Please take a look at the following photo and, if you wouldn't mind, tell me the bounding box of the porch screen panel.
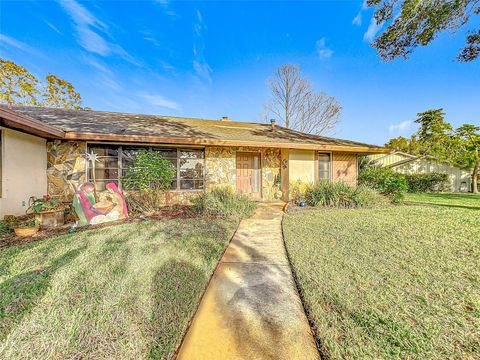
[152,148,178,189]
[318,153,331,181]
[87,145,119,190]
[87,145,204,190]
[179,149,204,190]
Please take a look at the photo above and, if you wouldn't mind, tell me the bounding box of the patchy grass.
[283,205,480,359]
[0,218,236,359]
[405,192,480,210]
[0,221,11,238]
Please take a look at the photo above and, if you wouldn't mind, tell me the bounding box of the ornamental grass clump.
[302,181,389,208]
[190,187,257,219]
[306,181,355,207]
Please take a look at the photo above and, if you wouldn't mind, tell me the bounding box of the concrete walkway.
[176,203,320,360]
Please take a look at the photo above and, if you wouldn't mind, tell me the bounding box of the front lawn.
[405,192,480,209]
[283,205,480,359]
[0,218,236,359]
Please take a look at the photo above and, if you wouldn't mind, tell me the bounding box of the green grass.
[405,192,480,210]
[284,205,480,359]
[0,221,10,238]
[0,218,236,359]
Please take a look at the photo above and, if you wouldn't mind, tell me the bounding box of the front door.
[236,152,261,197]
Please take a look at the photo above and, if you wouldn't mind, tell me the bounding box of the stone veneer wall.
[205,146,282,200]
[46,140,204,205]
[46,141,283,203]
[332,152,358,185]
[47,140,87,201]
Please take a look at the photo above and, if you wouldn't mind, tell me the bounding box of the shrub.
[351,184,391,208]
[121,150,176,211]
[306,181,355,208]
[289,180,311,204]
[304,181,389,208]
[190,187,257,219]
[404,172,450,193]
[358,167,408,202]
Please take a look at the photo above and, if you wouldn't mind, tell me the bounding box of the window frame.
[86,143,205,191]
[315,151,332,183]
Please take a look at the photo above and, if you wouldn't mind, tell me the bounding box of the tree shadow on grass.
[146,219,234,263]
[148,259,206,360]
[0,246,86,341]
[420,193,479,201]
[405,201,480,211]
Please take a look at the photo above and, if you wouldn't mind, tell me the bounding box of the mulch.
[0,207,195,250]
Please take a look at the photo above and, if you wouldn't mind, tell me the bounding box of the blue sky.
[1,0,479,145]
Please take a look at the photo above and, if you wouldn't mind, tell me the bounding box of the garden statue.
[73,182,128,226]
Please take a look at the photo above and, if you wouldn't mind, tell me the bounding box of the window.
[317,152,331,181]
[179,150,204,190]
[87,144,204,191]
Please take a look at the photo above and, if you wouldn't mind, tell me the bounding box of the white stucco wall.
[289,149,315,184]
[0,127,48,218]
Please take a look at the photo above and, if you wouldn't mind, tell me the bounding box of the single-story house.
[368,151,472,192]
[0,106,387,218]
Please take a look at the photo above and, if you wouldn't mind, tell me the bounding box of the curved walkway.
[176,203,320,360]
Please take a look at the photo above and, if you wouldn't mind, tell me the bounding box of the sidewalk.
[176,203,320,360]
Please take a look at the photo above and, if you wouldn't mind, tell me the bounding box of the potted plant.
[28,195,66,228]
[13,218,40,237]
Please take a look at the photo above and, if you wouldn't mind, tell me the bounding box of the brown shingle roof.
[2,106,386,153]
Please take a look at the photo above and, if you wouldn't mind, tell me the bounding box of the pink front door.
[236,152,260,197]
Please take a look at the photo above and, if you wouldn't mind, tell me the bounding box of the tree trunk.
[472,161,479,193]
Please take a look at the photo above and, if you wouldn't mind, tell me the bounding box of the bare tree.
[265,64,341,135]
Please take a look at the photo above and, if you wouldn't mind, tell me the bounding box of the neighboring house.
[368,151,472,192]
[0,106,387,217]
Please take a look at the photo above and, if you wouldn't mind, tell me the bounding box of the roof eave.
[65,131,389,153]
[0,107,388,153]
[0,107,65,138]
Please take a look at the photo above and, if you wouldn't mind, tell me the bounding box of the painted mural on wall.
[73,182,128,226]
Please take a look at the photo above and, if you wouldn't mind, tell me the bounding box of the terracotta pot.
[35,208,65,229]
[14,225,40,237]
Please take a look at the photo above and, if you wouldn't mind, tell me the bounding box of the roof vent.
[270,118,276,130]
[220,116,231,121]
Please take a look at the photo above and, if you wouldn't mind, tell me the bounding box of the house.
[0,106,387,218]
[368,151,472,192]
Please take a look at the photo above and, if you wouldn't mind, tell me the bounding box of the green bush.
[289,181,311,204]
[358,167,408,202]
[190,187,257,219]
[306,181,355,208]
[351,184,391,208]
[121,150,176,211]
[303,181,389,208]
[404,172,450,193]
